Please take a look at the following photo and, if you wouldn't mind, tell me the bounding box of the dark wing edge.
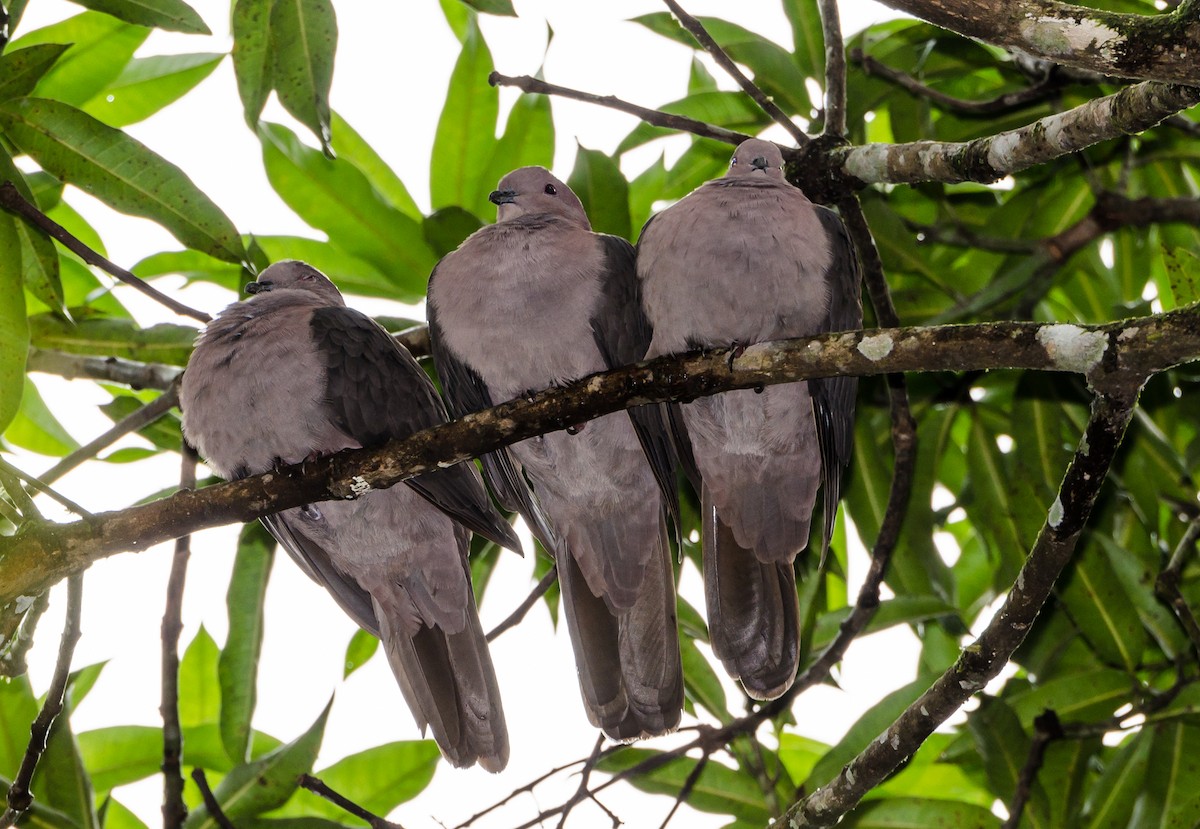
[811,207,864,553]
[426,289,560,553]
[592,234,682,538]
[309,306,521,554]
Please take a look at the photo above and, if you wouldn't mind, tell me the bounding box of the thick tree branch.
[783,387,1141,826]
[876,0,1200,85]
[0,182,211,323]
[662,0,810,146]
[1,310,1198,610]
[488,72,752,146]
[838,81,1200,185]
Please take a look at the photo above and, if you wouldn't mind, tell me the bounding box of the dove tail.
[377,593,510,772]
[702,484,800,701]
[557,516,683,741]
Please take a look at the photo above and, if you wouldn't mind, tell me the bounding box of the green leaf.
[423,207,482,258]
[812,596,957,652]
[480,91,555,200]
[34,706,99,829]
[329,112,421,220]
[183,701,331,829]
[66,661,107,709]
[1008,666,1131,725]
[964,412,1034,588]
[1137,721,1200,828]
[4,377,78,455]
[132,248,245,293]
[270,0,337,153]
[29,313,198,365]
[778,733,830,786]
[220,524,276,764]
[1039,736,1099,829]
[231,0,273,128]
[182,723,282,773]
[784,0,825,83]
[0,148,64,316]
[457,0,515,15]
[179,626,221,728]
[78,725,162,795]
[342,628,378,678]
[258,123,435,298]
[680,634,728,722]
[0,675,38,779]
[616,91,766,155]
[0,775,86,829]
[67,0,209,34]
[0,44,71,101]
[598,747,772,823]
[0,98,246,263]
[430,17,498,214]
[1058,542,1147,672]
[251,236,413,301]
[1082,733,1149,827]
[81,52,224,128]
[277,741,439,820]
[967,697,1050,829]
[9,13,148,108]
[841,798,1001,828]
[567,145,630,239]
[0,216,30,435]
[99,798,150,829]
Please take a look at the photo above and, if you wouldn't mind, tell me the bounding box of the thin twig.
[39,384,180,486]
[161,444,196,829]
[489,72,750,147]
[0,573,84,828]
[451,756,592,829]
[658,755,708,829]
[26,349,182,391]
[190,768,236,829]
[0,458,92,518]
[554,734,607,829]
[818,0,846,137]
[0,592,49,677]
[0,182,211,323]
[486,565,557,642]
[299,774,406,829]
[852,49,1063,116]
[0,463,40,521]
[1001,710,1062,829]
[1156,516,1200,655]
[663,0,809,146]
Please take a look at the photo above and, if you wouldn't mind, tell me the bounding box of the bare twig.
[819,0,846,136]
[0,591,49,677]
[554,735,608,829]
[1156,516,1200,655]
[0,573,84,828]
[161,445,196,829]
[452,756,592,829]
[658,755,708,829]
[395,325,431,360]
[1001,710,1063,829]
[26,348,182,391]
[486,565,557,642]
[190,768,236,829]
[0,182,211,323]
[0,457,92,519]
[299,774,406,829]
[663,0,809,147]
[489,72,750,147]
[39,384,180,487]
[852,48,1064,116]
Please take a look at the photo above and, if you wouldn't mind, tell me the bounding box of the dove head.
[488,167,590,228]
[727,139,785,181]
[245,260,346,306]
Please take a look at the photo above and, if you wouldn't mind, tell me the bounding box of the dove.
[180,260,518,770]
[635,139,861,700]
[427,167,684,740]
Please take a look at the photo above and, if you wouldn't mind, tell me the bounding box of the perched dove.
[180,260,519,771]
[636,139,861,700]
[427,167,684,740]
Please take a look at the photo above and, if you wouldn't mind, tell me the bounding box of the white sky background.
[10,1,938,827]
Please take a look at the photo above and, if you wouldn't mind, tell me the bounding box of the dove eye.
[544,184,557,195]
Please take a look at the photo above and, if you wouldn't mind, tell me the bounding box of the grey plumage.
[428,167,684,740]
[636,139,862,700]
[180,260,516,771]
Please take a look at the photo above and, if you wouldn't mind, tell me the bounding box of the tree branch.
[488,72,751,146]
[0,573,83,828]
[0,182,211,324]
[26,348,181,391]
[1,310,1198,610]
[1155,516,1200,656]
[298,774,405,829]
[819,0,847,137]
[874,0,1200,85]
[486,565,557,642]
[1001,711,1063,829]
[662,0,810,146]
[160,445,195,829]
[190,769,236,829]
[783,387,1142,826]
[839,81,1200,185]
